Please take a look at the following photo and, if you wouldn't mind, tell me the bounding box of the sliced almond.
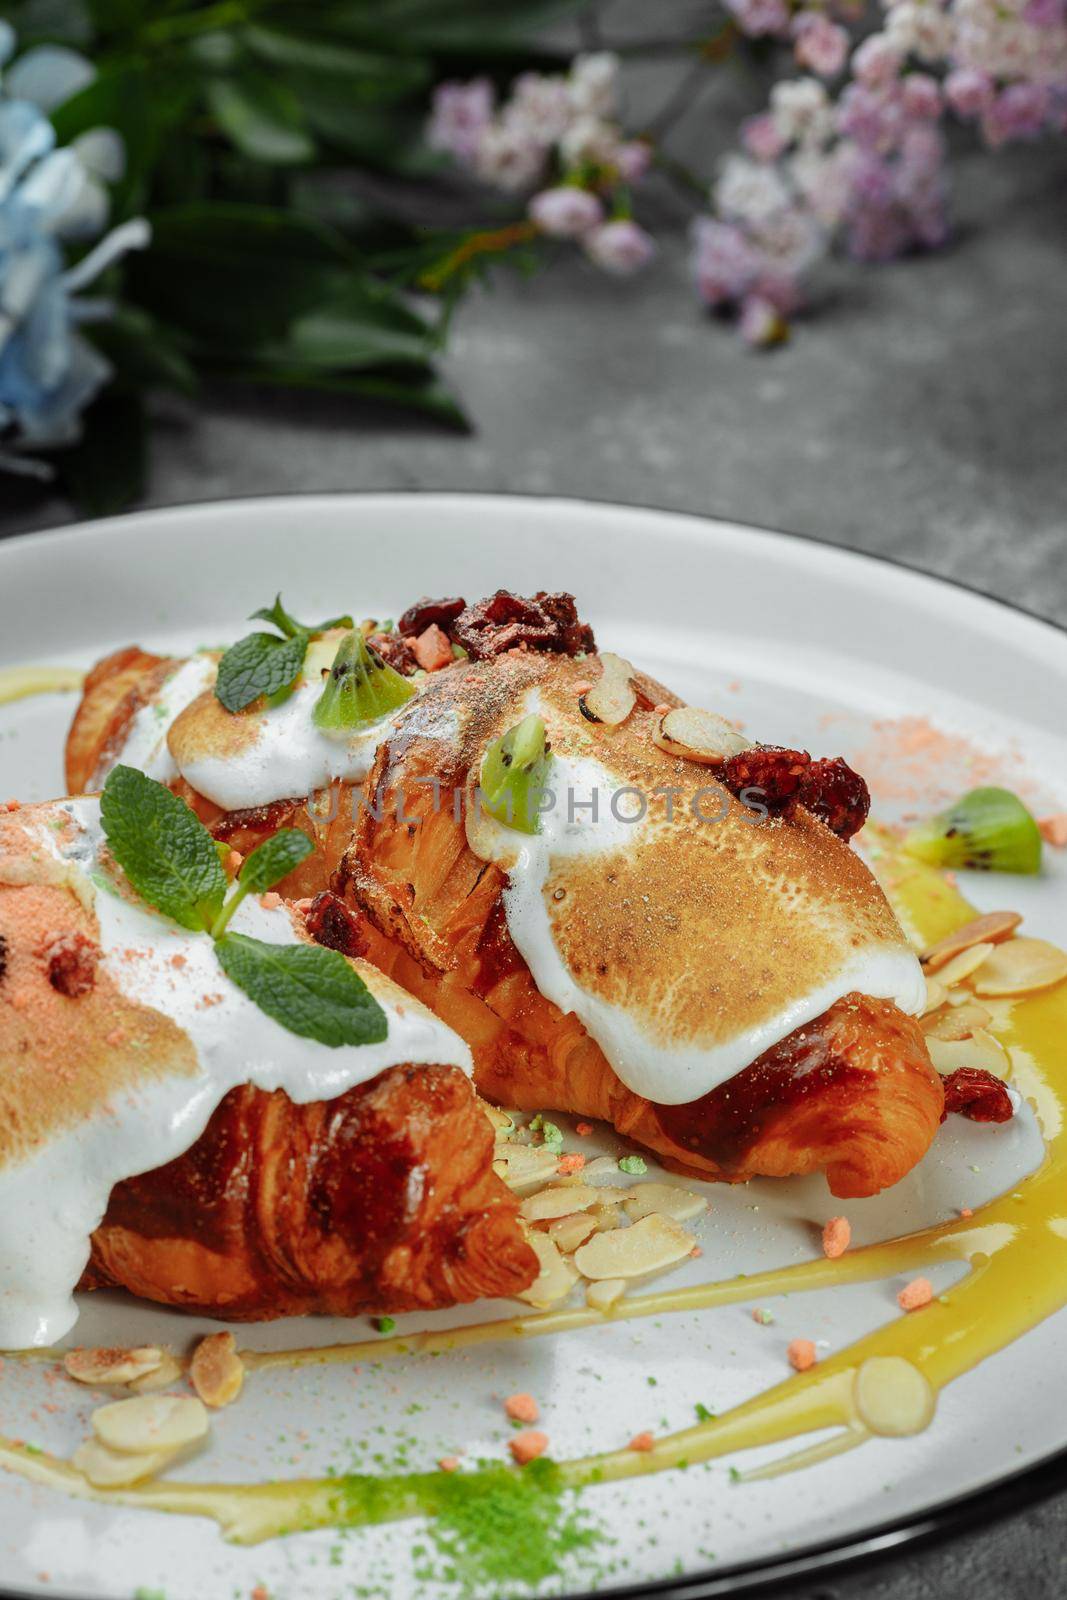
[853,1356,935,1437]
[547,1214,598,1253]
[653,706,751,766]
[517,1232,579,1310]
[932,943,996,989]
[64,1346,165,1388]
[922,999,993,1042]
[73,1437,177,1489]
[190,1332,245,1409]
[573,1214,694,1281]
[972,937,1067,998]
[586,1277,626,1311]
[592,1200,624,1232]
[92,1394,209,1455]
[622,1183,708,1223]
[582,1156,625,1183]
[480,1099,516,1135]
[927,1028,1011,1078]
[520,1184,598,1223]
[921,977,948,1016]
[579,653,637,728]
[493,1144,560,1192]
[127,1353,184,1394]
[921,912,1023,972]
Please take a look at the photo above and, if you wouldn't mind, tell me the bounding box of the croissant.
[334,643,943,1200]
[0,796,534,1343]
[85,1067,534,1320]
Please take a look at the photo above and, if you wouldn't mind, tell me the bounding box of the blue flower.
[0,36,149,478]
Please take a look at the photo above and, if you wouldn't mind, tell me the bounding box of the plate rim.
[1,487,1064,1599]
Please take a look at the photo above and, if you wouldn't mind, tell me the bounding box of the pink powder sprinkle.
[504,1392,539,1424]
[575,1122,595,1137]
[1039,814,1067,848]
[557,1153,586,1175]
[260,892,283,910]
[509,1430,548,1465]
[822,1216,851,1258]
[438,1456,461,1473]
[959,1207,974,1218]
[898,1276,934,1312]
[628,1431,655,1452]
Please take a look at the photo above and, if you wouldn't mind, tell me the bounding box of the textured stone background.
[1,11,1066,1596]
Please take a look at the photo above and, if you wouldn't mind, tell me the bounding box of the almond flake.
[972,937,1067,998]
[573,1214,694,1281]
[586,1278,626,1311]
[853,1356,935,1437]
[493,1144,560,1192]
[579,653,637,728]
[652,706,751,765]
[547,1214,598,1253]
[933,943,996,988]
[64,1346,164,1388]
[517,1232,579,1309]
[92,1394,209,1455]
[127,1353,184,1394]
[520,1184,598,1223]
[927,1028,1011,1078]
[921,912,1023,972]
[190,1332,245,1409]
[73,1437,177,1489]
[921,999,993,1042]
[921,977,948,1016]
[622,1183,708,1223]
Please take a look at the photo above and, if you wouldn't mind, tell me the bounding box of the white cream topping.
[103,654,218,787]
[469,753,926,1109]
[172,676,394,812]
[0,798,472,1348]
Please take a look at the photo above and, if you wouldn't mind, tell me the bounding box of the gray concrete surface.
[1,45,1066,1600]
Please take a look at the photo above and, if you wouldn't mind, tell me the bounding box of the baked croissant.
[84,1067,534,1320]
[333,637,943,1200]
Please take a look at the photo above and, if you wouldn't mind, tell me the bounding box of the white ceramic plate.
[1,494,1066,1600]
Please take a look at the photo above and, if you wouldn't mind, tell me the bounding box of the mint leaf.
[249,594,353,639]
[238,829,314,894]
[215,630,309,713]
[101,766,227,932]
[216,933,388,1047]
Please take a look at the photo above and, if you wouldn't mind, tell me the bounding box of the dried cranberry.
[799,756,871,840]
[452,590,594,660]
[397,596,466,638]
[721,746,811,816]
[305,892,367,959]
[42,931,99,997]
[940,1066,1014,1124]
[367,632,417,676]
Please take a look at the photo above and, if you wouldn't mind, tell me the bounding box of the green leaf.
[214,630,309,714]
[216,933,388,1048]
[238,830,315,895]
[244,24,428,94]
[54,390,146,518]
[87,304,197,397]
[100,766,228,932]
[205,73,316,166]
[249,595,353,638]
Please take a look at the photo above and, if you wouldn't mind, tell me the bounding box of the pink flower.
[836,83,904,149]
[944,68,995,119]
[1023,0,1065,26]
[509,73,575,143]
[528,185,604,237]
[691,218,758,304]
[583,219,657,274]
[739,294,789,346]
[794,14,851,78]
[615,140,653,182]
[742,113,788,161]
[851,34,903,88]
[726,0,791,36]
[982,83,1050,147]
[427,80,495,163]
[474,122,548,191]
[902,74,943,120]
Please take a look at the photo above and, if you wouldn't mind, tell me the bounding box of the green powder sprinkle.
[374,1316,397,1335]
[694,1402,715,1422]
[428,1460,601,1593]
[618,1155,647,1175]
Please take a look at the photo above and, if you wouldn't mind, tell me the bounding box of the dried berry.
[397,596,466,637]
[452,590,595,660]
[366,632,417,676]
[41,931,99,997]
[799,756,871,840]
[721,745,810,815]
[305,892,367,959]
[940,1066,1014,1124]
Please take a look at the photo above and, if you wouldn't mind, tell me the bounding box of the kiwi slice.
[312,629,415,734]
[903,786,1042,874]
[479,714,552,835]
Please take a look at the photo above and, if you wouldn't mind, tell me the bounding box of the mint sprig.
[216,934,388,1048]
[99,769,385,1048]
[100,765,227,932]
[215,594,354,714]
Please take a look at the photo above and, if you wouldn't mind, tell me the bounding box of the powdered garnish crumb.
[628,1432,655,1452]
[898,1277,934,1312]
[787,1339,817,1372]
[509,1430,548,1465]
[822,1217,851,1259]
[1039,814,1067,848]
[504,1393,539,1425]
